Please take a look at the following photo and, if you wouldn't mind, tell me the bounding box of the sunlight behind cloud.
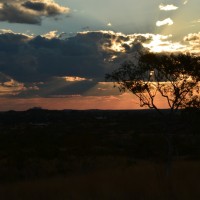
[143,34,185,53]
[64,76,92,82]
[0,79,26,96]
[42,30,59,39]
[109,40,125,52]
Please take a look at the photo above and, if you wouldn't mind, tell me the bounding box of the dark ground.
[0,108,199,199]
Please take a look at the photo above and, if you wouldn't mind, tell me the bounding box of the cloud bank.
[184,32,200,54]
[0,29,198,98]
[0,30,150,83]
[0,0,69,24]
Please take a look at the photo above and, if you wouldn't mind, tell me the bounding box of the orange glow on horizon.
[0,93,169,111]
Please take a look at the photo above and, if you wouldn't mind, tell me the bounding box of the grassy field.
[0,109,199,199]
[1,160,200,200]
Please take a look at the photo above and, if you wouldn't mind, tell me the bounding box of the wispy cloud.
[156,18,174,27]
[159,4,178,11]
[191,19,200,24]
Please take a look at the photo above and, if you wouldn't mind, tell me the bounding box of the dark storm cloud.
[22,1,67,16]
[0,30,149,82]
[1,29,198,98]
[0,30,151,97]
[22,1,46,12]
[0,0,69,24]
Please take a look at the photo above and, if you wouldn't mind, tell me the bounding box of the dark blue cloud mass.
[0,30,151,97]
[1,29,197,98]
[0,30,149,83]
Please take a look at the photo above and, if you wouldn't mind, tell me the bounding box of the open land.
[0,109,199,200]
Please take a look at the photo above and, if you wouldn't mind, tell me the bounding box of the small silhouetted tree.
[106,53,200,114]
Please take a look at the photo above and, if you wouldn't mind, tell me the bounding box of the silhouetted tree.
[106,53,200,114]
[106,52,200,177]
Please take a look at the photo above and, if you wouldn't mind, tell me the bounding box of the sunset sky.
[0,0,199,110]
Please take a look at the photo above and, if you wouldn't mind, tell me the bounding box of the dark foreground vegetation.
[0,108,200,200]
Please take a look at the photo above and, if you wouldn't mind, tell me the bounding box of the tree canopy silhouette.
[106,53,200,113]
